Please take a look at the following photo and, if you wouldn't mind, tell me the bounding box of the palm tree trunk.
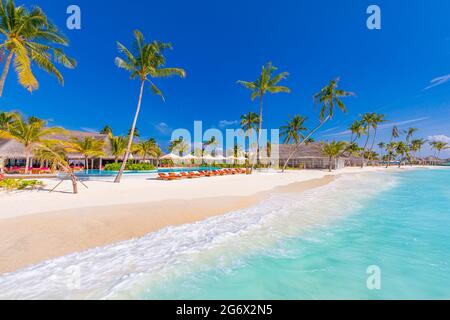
[361,129,371,168]
[25,153,30,174]
[114,80,145,183]
[70,173,78,194]
[256,95,263,167]
[282,116,330,172]
[85,156,89,170]
[0,51,14,98]
[329,156,333,172]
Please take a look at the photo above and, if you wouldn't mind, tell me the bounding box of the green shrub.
[0,179,44,191]
[103,162,156,171]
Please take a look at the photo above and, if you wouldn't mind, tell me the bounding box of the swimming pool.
[74,167,219,177]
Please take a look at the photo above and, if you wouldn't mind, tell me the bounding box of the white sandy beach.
[0,166,430,274]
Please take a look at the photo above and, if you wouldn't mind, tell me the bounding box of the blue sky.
[1,0,449,156]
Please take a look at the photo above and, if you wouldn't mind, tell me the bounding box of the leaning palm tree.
[390,125,400,142]
[238,62,290,165]
[385,142,396,168]
[168,137,184,154]
[0,114,64,173]
[0,0,76,97]
[114,30,186,183]
[322,140,347,172]
[70,136,106,170]
[282,78,354,171]
[33,140,80,194]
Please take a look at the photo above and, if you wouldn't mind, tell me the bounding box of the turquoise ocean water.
[139,168,450,299]
[1,168,449,299]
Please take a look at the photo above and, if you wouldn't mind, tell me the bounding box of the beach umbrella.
[181,154,198,160]
[202,154,215,161]
[161,153,181,160]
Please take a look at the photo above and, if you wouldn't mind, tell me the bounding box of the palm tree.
[128,127,140,138]
[429,141,448,161]
[100,125,113,136]
[0,0,76,97]
[405,127,418,143]
[0,114,64,173]
[394,141,410,167]
[70,136,105,170]
[280,115,308,144]
[369,113,386,151]
[133,138,157,162]
[33,140,79,194]
[114,30,186,183]
[360,112,375,167]
[240,112,259,134]
[168,137,184,154]
[410,138,425,165]
[110,135,127,163]
[322,140,347,172]
[391,125,400,142]
[349,119,365,143]
[0,111,14,130]
[282,78,354,171]
[385,142,396,168]
[237,62,290,165]
[378,142,386,159]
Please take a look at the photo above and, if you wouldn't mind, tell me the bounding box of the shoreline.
[0,166,435,274]
[0,173,334,274]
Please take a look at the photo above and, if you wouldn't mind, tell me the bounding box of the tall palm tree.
[237,62,290,165]
[110,135,127,163]
[0,114,64,173]
[369,113,386,151]
[99,125,113,136]
[322,140,347,172]
[378,142,386,160]
[0,0,76,97]
[70,136,106,170]
[280,115,308,144]
[282,78,354,171]
[114,30,186,183]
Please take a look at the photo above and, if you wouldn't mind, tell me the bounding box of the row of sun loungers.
[158,168,248,181]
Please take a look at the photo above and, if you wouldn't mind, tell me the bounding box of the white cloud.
[424,74,450,90]
[154,122,171,135]
[218,120,239,128]
[427,135,450,143]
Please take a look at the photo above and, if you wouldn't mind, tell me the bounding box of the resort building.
[0,130,138,171]
[278,143,346,170]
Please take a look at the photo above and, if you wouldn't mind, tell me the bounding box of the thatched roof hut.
[277,143,345,169]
